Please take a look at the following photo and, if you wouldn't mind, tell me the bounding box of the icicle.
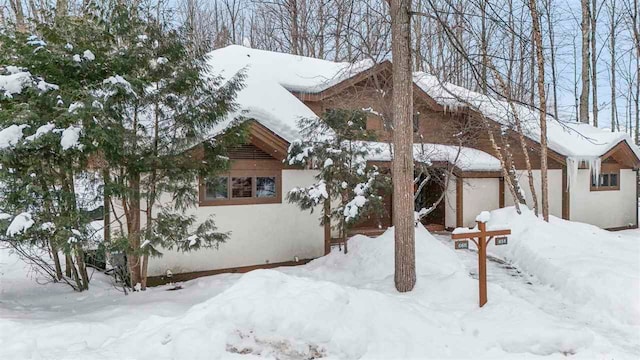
[566,157,578,191]
[566,156,602,190]
[589,157,602,186]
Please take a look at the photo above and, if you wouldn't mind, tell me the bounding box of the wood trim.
[248,121,290,161]
[455,170,503,178]
[451,229,511,240]
[292,61,393,102]
[498,177,505,208]
[146,258,314,287]
[371,159,501,179]
[199,169,282,206]
[600,140,640,169]
[324,198,331,255]
[230,159,284,170]
[465,111,567,166]
[605,224,639,231]
[562,166,570,220]
[293,61,444,112]
[456,177,463,228]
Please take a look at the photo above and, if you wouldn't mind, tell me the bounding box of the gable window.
[232,177,253,198]
[590,167,620,191]
[256,176,277,198]
[200,170,281,206]
[205,177,229,199]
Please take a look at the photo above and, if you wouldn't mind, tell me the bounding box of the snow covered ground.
[1,207,638,359]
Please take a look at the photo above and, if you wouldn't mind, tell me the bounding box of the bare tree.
[608,0,619,131]
[56,0,68,20]
[529,0,550,221]
[591,0,599,126]
[8,0,25,32]
[579,0,591,123]
[543,0,559,118]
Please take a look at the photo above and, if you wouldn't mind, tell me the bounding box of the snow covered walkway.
[433,232,640,356]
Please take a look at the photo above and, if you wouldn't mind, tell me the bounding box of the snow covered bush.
[0,20,111,291]
[0,4,246,292]
[287,110,389,245]
[89,4,246,290]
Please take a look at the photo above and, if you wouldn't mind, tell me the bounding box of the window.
[200,171,281,205]
[232,177,253,198]
[590,168,620,191]
[256,176,277,198]
[204,177,228,200]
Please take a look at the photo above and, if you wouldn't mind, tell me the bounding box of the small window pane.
[601,174,609,187]
[256,177,276,198]
[232,177,253,198]
[206,177,228,199]
[609,174,618,187]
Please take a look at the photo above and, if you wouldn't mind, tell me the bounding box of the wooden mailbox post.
[451,220,511,307]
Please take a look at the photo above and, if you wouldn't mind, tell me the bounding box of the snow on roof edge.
[203,46,639,162]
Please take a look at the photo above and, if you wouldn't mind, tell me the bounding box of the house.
[124,45,639,285]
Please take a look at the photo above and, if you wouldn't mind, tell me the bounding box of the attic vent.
[228,144,274,160]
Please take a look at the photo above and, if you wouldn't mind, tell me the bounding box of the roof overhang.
[600,140,640,169]
[290,61,445,112]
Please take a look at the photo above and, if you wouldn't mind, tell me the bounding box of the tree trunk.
[609,0,618,131]
[56,0,69,19]
[591,0,599,127]
[529,0,550,221]
[544,0,559,118]
[390,0,416,293]
[491,66,540,215]
[579,0,591,123]
[9,0,26,32]
[483,122,522,213]
[65,254,72,277]
[633,0,640,145]
[480,0,488,94]
[69,255,82,291]
[103,169,111,243]
[140,254,149,289]
[51,243,63,281]
[75,247,89,290]
[127,172,142,289]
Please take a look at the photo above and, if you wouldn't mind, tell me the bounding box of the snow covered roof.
[205,45,374,142]
[413,72,640,161]
[204,46,638,163]
[360,141,502,172]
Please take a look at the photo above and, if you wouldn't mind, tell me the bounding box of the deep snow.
[1,208,638,359]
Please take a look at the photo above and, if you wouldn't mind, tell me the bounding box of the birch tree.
[580,0,591,123]
[529,0,550,221]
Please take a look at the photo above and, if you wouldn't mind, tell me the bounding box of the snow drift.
[2,222,635,359]
[487,207,640,327]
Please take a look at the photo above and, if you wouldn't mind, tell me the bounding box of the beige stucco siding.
[570,169,637,229]
[444,176,458,229]
[461,177,500,227]
[112,170,324,277]
[504,169,563,218]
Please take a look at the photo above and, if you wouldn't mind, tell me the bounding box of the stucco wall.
[504,169,563,218]
[112,170,325,277]
[570,169,637,229]
[461,177,500,227]
[444,176,458,229]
